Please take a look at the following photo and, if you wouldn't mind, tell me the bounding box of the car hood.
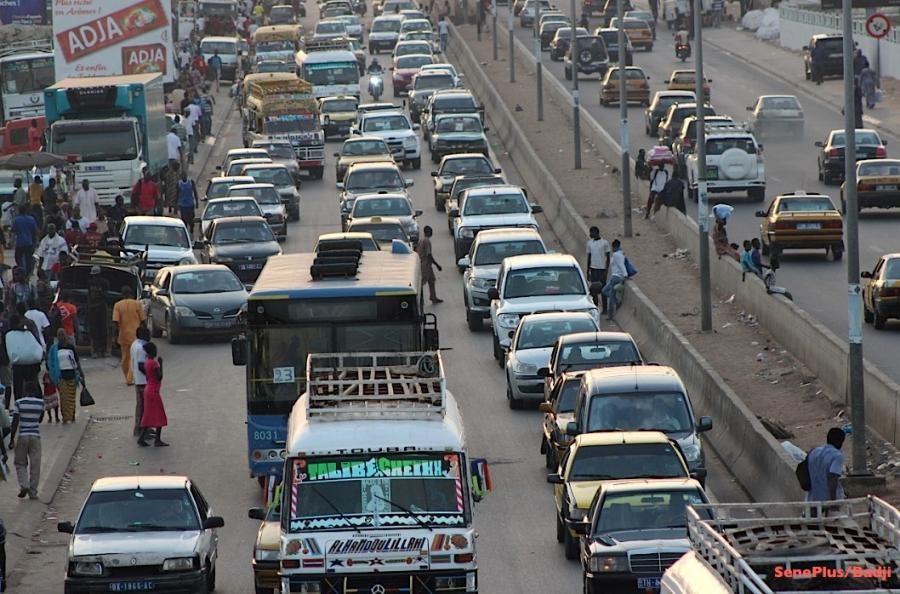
[258,203,286,217]
[70,531,202,559]
[459,214,535,228]
[124,244,192,262]
[498,294,594,314]
[369,30,399,39]
[471,263,500,281]
[339,154,394,168]
[589,530,690,549]
[510,347,553,368]
[211,241,282,258]
[174,290,247,312]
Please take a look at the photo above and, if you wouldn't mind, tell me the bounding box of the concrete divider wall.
[484,20,900,449]
[446,30,803,502]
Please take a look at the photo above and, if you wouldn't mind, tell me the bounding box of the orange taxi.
[665,69,711,101]
[841,158,900,214]
[599,66,650,106]
[608,17,653,50]
[756,191,844,265]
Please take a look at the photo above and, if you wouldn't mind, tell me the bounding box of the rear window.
[559,341,641,367]
[204,200,262,219]
[706,138,756,155]
[761,96,801,110]
[569,443,687,480]
[831,131,881,146]
[776,197,837,213]
[858,161,900,177]
[816,38,843,53]
[474,239,545,265]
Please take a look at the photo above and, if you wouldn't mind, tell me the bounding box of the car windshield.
[463,192,528,215]
[364,115,411,132]
[594,489,707,533]
[75,489,200,533]
[436,116,482,133]
[587,392,693,433]
[415,74,454,90]
[569,443,687,480]
[474,239,544,265]
[323,99,358,112]
[124,225,190,248]
[396,55,433,69]
[885,259,900,279]
[372,19,402,32]
[516,318,598,350]
[256,61,294,72]
[213,222,275,244]
[761,96,800,110]
[172,269,244,293]
[859,161,900,176]
[556,379,580,412]
[558,340,641,368]
[342,139,389,155]
[351,222,406,242]
[353,197,412,217]
[207,181,245,199]
[434,96,477,111]
[257,40,294,52]
[201,41,237,55]
[317,21,346,33]
[246,167,294,187]
[402,19,431,31]
[442,157,493,176]
[228,161,269,176]
[258,144,295,159]
[347,169,404,190]
[831,131,882,146]
[205,200,261,219]
[706,138,756,155]
[229,187,281,205]
[452,177,505,199]
[776,197,836,212]
[504,266,585,298]
[396,43,431,56]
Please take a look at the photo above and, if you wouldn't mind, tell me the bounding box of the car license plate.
[109,581,155,592]
[877,184,897,191]
[856,152,867,159]
[706,166,718,180]
[239,263,263,271]
[637,577,661,590]
[204,320,233,329]
[797,223,821,230]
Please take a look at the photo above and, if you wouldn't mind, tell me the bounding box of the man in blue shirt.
[207,50,223,91]
[11,204,38,278]
[740,240,760,277]
[177,171,199,237]
[750,238,764,272]
[806,427,846,502]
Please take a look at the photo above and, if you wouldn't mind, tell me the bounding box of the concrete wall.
[446,28,806,502]
[481,18,900,449]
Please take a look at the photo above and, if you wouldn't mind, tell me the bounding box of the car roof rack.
[305,351,447,419]
[310,241,361,279]
[71,246,147,270]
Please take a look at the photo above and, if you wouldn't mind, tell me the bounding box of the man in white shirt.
[586,226,611,313]
[73,179,99,225]
[179,48,191,73]
[185,102,202,164]
[166,126,183,171]
[24,302,50,348]
[36,223,68,272]
[131,325,150,436]
[601,239,629,319]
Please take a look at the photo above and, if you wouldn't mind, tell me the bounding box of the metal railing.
[780,4,900,43]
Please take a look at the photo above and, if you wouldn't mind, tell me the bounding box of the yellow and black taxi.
[539,370,586,470]
[842,158,900,214]
[756,192,844,264]
[248,502,281,594]
[599,66,650,106]
[665,69,711,100]
[608,17,653,51]
[319,95,359,140]
[862,253,900,330]
[816,127,887,185]
[547,431,692,560]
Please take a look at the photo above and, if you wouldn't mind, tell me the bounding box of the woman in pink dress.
[137,342,169,447]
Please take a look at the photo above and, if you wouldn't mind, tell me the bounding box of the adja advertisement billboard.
[52,0,175,83]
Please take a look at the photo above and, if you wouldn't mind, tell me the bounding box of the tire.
[564,67,572,80]
[563,523,579,560]
[761,238,770,256]
[748,187,765,202]
[411,158,421,170]
[434,193,444,211]
[290,208,300,222]
[312,167,324,180]
[167,316,182,344]
[207,564,216,592]
[818,165,824,181]
[149,313,163,338]
[832,247,843,261]
[647,43,653,51]
[545,442,556,469]
[254,588,271,594]
[864,305,874,324]
[507,383,521,409]
[874,313,887,330]
[492,333,501,361]
[467,309,483,331]
[804,65,811,80]
[556,514,565,543]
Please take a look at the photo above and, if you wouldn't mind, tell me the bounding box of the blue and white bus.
[295,48,360,99]
[232,243,438,487]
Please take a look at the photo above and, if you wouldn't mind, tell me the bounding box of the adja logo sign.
[122,43,168,75]
[56,0,167,63]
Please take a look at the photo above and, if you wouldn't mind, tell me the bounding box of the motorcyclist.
[674,26,690,51]
[367,58,383,73]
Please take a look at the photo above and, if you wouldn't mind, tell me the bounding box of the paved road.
[12,20,744,594]
[499,6,900,382]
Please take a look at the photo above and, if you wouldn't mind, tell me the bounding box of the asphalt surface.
[499,4,900,382]
[12,12,747,594]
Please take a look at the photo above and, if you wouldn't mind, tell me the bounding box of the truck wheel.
[206,563,216,592]
[832,246,843,261]
[410,158,421,170]
[167,317,182,345]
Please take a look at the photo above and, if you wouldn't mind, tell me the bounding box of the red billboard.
[122,43,169,76]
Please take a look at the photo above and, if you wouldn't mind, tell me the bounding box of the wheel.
[647,43,653,51]
[817,165,823,181]
[492,333,501,361]
[832,247,843,261]
[563,522,579,559]
[431,151,439,164]
[874,312,887,330]
[564,66,571,80]
[466,309,483,331]
[369,46,376,54]
[312,167,324,180]
[255,587,272,594]
[544,442,556,469]
[761,238,770,256]
[805,64,811,80]
[411,157,421,170]
[206,564,216,592]
[434,193,444,211]
[506,383,521,409]
[167,316,182,344]
[556,514,565,543]
[290,208,300,222]
[864,305,874,324]
[149,313,163,338]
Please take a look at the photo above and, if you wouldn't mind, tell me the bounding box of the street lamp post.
[570,0,581,168]
[535,1,544,121]
[694,0,712,332]
[617,0,632,237]
[493,0,498,60]
[509,4,515,82]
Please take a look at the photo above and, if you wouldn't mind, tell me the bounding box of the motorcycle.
[676,43,691,61]
[368,73,384,101]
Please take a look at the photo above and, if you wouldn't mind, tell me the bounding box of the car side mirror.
[494,167,502,174]
[508,330,515,339]
[537,367,549,377]
[697,416,713,432]
[155,288,169,297]
[430,171,439,176]
[483,126,490,132]
[754,210,767,217]
[231,335,247,366]
[336,182,345,190]
[570,519,590,535]
[333,152,340,157]
[814,141,824,147]
[546,473,563,484]
[531,204,543,214]
[405,178,415,187]
[745,106,753,111]
[538,401,554,414]
[215,165,222,170]
[565,421,579,436]
[248,507,267,521]
[690,468,708,482]
[663,79,669,83]
[449,207,460,218]
[860,271,872,278]
[412,123,421,130]
[389,66,395,71]
[487,287,500,300]
[58,521,74,534]
[414,209,423,217]
[802,45,809,50]
[883,140,889,146]
[203,516,225,530]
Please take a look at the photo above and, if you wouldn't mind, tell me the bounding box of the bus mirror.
[423,327,439,351]
[470,458,492,502]
[231,335,247,366]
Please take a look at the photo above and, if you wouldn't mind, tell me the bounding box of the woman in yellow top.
[113,287,147,385]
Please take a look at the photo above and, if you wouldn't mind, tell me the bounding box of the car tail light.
[876,146,887,157]
[882,287,900,298]
[826,148,841,158]
[823,220,843,229]
[774,221,793,230]
[858,181,875,191]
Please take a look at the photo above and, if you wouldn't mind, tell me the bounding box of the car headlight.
[458,227,475,239]
[178,255,197,265]
[404,136,418,147]
[682,441,702,464]
[580,307,601,326]
[73,561,103,576]
[511,359,538,375]
[589,554,629,573]
[255,549,280,561]
[497,313,519,329]
[470,277,493,291]
[175,306,195,317]
[162,557,196,572]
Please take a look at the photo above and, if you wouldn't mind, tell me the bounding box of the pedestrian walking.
[711,0,723,26]
[5,315,42,402]
[661,169,686,215]
[177,171,199,236]
[649,0,659,20]
[853,48,869,79]
[806,427,846,502]
[12,178,27,211]
[137,341,168,447]
[586,226,611,313]
[113,287,146,385]
[8,379,44,499]
[860,66,877,109]
[73,179,99,226]
[47,329,83,424]
[416,225,443,304]
[51,291,77,344]
[207,50,223,91]
[11,204,38,277]
[601,239,628,319]
[811,43,825,85]
[645,164,669,219]
[854,82,864,129]
[6,267,34,310]
[28,175,44,230]
[167,125,183,173]
[185,101,202,164]
[42,177,58,214]
[36,223,68,276]
[86,266,110,358]
[42,371,60,423]
[132,168,160,216]
[24,299,50,347]
[199,87,215,138]
[438,16,450,52]
[131,325,150,437]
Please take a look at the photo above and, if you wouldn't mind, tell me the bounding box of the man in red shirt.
[27,119,43,151]
[82,223,103,248]
[132,168,159,215]
[53,291,78,341]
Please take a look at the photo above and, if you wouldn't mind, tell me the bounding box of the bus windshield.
[50,124,138,161]
[303,63,359,85]
[263,114,319,134]
[1,56,54,94]
[286,453,469,532]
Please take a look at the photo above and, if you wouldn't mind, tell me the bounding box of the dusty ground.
[456,23,900,500]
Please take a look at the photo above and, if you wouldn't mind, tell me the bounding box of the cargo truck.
[44,73,167,206]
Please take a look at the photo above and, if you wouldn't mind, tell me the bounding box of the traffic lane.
[502,9,900,379]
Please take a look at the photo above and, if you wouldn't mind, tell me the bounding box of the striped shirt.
[14,396,44,437]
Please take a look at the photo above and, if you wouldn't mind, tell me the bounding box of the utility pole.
[492,0,498,60]
[694,0,711,332]
[508,4,515,82]
[844,0,867,474]
[570,0,581,168]
[535,0,544,121]
[477,0,482,41]
[617,0,632,237]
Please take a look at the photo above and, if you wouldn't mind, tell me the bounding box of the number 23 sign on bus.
[52,0,176,84]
